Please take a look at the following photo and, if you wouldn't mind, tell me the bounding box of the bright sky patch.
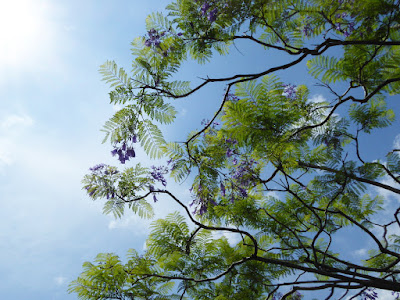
[0,0,49,67]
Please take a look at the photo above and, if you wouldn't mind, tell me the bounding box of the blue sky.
[0,1,399,299]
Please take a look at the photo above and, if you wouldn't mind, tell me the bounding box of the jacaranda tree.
[69,0,400,299]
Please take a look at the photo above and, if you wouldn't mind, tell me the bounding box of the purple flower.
[144,28,163,48]
[111,134,137,164]
[226,148,234,157]
[238,187,247,197]
[282,83,297,100]
[227,93,239,101]
[344,22,355,37]
[198,203,207,215]
[302,23,313,37]
[150,166,168,186]
[201,1,210,15]
[126,148,135,158]
[336,12,348,18]
[177,32,183,36]
[89,164,106,172]
[111,149,118,156]
[361,288,378,300]
[220,183,226,196]
[207,8,218,22]
[226,138,237,145]
[232,157,238,165]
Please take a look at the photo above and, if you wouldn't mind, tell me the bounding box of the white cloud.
[0,138,13,167]
[212,230,242,246]
[112,104,123,112]
[393,133,400,150]
[54,276,67,286]
[353,248,367,257]
[0,112,34,169]
[375,176,400,206]
[0,113,34,131]
[108,214,151,235]
[308,94,327,103]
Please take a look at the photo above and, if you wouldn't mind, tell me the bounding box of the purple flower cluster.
[200,1,218,22]
[302,23,313,37]
[334,12,356,37]
[111,135,137,164]
[360,288,378,300]
[282,84,297,100]
[144,28,164,48]
[89,164,119,175]
[150,165,168,186]
[220,182,226,196]
[231,158,257,198]
[87,164,119,199]
[189,183,218,215]
[225,138,238,158]
[149,185,158,202]
[89,163,107,172]
[302,16,313,37]
[232,159,255,183]
[201,118,220,132]
[226,92,240,101]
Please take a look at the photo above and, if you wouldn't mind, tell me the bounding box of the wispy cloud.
[54,276,67,286]
[0,112,34,169]
[353,248,367,258]
[393,133,400,150]
[308,94,327,103]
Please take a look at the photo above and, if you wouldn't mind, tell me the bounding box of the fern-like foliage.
[99,60,131,89]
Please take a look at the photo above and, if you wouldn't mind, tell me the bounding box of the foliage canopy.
[70,0,400,299]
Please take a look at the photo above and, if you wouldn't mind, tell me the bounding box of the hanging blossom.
[189,184,217,215]
[89,164,119,176]
[148,165,169,203]
[149,184,158,203]
[144,28,163,48]
[230,158,258,199]
[201,118,220,127]
[200,1,219,23]
[111,134,137,164]
[226,92,240,101]
[301,16,313,37]
[360,288,378,300]
[150,165,168,187]
[334,12,356,37]
[302,23,313,37]
[282,83,297,100]
[87,164,119,199]
[225,138,238,158]
[232,159,256,186]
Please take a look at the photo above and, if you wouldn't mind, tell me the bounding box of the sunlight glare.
[0,0,49,66]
